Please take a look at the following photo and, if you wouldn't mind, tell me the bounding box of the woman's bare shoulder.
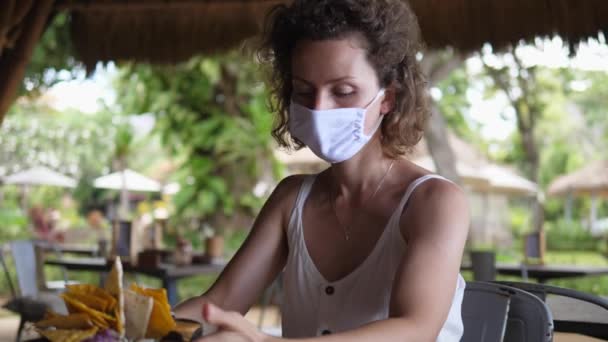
[395,159,468,231]
[273,174,310,198]
[266,174,314,217]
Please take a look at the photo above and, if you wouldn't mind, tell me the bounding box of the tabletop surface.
[461,262,608,277]
[45,257,226,278]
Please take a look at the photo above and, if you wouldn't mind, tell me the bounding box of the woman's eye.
[334,87,355,97]
[335,90,355,97]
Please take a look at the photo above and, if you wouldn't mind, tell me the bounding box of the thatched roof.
[1,0,607,120]
[68,1,284,69]
[547,160,608,197]
[409,0,608,53]
[69,0,608,68]
[3,0,608,69]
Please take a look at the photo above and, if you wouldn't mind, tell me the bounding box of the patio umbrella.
[93,169,161,221]
[2,166,77,188]
[93,169,161,192]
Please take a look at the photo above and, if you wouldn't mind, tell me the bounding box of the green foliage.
[0,108,114,179]
[508,204,532,238]
[113,123,135,163]
[0,106,118,215]
[571,72,608,146]
[22,13,83,96]
[435,68,484,146]
[475,55,608,235]
[545,219,599,252]
[548,276,608,297]
[113,53,277,234]
[0,208,30,242]
[224,229,249,256]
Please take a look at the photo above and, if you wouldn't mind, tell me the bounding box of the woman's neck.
[328,136,393,204]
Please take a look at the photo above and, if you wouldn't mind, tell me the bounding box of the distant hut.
[548,160,608,234]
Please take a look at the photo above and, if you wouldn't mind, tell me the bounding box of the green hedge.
[545,219,600,251]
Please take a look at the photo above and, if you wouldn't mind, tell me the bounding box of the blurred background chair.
[461,281,554,342]
[0,242,64,342]
[501,282,553,342]
[494,281,608,340]
[461,281,510,341]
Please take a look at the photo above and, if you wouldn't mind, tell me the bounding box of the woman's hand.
[194,303,277,342]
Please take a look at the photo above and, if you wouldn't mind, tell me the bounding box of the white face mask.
[289,89,386,164]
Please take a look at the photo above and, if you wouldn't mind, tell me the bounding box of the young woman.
[176,1,469,341]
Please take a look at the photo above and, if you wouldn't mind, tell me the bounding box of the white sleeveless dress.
[281,174,466,340]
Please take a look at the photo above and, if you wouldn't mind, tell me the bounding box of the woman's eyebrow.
[292,76,357,85]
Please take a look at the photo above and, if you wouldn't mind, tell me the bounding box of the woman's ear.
[380,85,396,115]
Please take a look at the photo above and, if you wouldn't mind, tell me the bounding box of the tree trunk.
[425,103,461,183]
[115,156,129,220]
[420,50,465,184]
[484,52,545,233]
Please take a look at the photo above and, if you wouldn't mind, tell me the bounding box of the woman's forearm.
[173,285,230,324]
[269,318,434,342]
[173,295,213,322]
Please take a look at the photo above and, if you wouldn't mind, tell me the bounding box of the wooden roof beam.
[0,0,54,124]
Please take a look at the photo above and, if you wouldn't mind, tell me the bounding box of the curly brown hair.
[259,0,430,157]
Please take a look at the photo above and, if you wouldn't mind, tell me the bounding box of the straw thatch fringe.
[548,160,608,197]
[70,1,285,70]
[2,0,608,74]
[409,0,608,53]
[56,0,283,11]
[64,0,608,69]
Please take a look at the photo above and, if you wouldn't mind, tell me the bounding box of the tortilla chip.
[62,291,110,313]
[36,327,98,342]
[113,304,123,333]
[130,284,172,314]
[61,294,116,323]
[104,257,125,336]
[123,289,154,339]
[130,283,176,338]
[35,313,94,330]
[66,284,116,312]
[42,310,62,320]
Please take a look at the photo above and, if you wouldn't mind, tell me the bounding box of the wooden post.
[590,193,598,232]
[565,191,574,222]
[0,1,17,57]
[0,0,54,124]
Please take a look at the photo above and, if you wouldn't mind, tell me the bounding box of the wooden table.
[461,262,608,283]
[38,242,98,257]
[45,257,226,305]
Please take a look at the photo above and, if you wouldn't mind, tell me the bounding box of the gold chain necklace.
[329,160,395,241]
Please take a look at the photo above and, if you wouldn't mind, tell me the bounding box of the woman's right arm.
[172,175,305,322]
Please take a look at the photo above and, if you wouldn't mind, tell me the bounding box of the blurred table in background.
[39,243,98,256]
[461,262,608,283]
[45,257,226,305]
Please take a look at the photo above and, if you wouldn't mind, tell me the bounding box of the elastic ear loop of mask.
[362,88,386,137]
